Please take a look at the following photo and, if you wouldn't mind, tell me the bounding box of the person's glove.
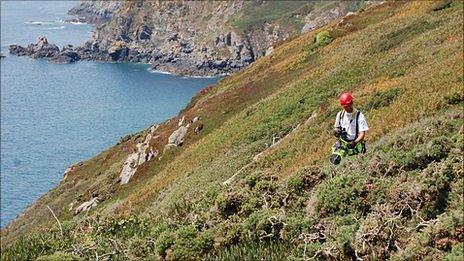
[348,141,356,149]
[333,128,341,137]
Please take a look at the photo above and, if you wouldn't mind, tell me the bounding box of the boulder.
[119,152,139,184]
[168,126,188,146]
[75,197,98,215]
[194,123,204,134]
[178,116,185,126]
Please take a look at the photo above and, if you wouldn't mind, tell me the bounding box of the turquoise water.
[0,1,218,227]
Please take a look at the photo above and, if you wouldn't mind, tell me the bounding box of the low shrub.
[36,251,78,261]
[308,30,333,52]
[364,88,403,110]
[444,92,464,105]
[315,173,368,216]
[243,209,284,240]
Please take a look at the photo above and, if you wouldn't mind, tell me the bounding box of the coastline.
[1,1,219,228]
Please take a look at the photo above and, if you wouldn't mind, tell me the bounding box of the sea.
[0,1,218,227]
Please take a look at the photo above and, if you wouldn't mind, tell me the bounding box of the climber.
[330,92,369,165]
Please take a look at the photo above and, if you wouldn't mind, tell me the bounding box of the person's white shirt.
[334,109,369,141]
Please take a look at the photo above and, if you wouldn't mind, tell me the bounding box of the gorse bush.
[308,30,333,52]
[444,91,464,105]
[364,88,403,110]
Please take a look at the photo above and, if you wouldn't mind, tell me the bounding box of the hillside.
[1,1,463,260]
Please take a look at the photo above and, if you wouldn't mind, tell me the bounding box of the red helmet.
[339,92,353,106]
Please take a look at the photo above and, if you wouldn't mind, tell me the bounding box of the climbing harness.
[330,109,366,165]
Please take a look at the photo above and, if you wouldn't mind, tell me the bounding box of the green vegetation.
[364,88,403,110]
[308,30,333,52]
[227,1,313,32]
[2,1,463,260]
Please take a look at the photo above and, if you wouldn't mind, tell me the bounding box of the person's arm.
[354,131,365,144]
[334,111,341,128]
[349,112,368,148]
[354,112,368,144]
[333,111,342,137]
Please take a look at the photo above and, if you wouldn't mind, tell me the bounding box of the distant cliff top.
[65,0,374,76]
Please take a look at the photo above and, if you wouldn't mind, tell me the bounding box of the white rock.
[168,126,188,146]
[119,152,139,184]
[150,124,159,134]
[75,197,98,215]
[178,116,185,126]
[62,166,74,180]
[346,11,356,17]
[265,46,274,56]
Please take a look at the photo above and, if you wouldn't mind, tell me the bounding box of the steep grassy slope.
[1,1,463,260]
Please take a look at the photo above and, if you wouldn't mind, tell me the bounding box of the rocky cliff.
[10,0,378,76]
[67,0,122,25]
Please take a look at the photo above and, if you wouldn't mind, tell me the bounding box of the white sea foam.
[188,75,219,79]
[148,68,219,79]
[147,68,173,75]
[46,26,66,30]
[25,21,54,25]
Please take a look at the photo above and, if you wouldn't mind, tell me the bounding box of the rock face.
[9,1,374,76]
[83,1,286,76]
[67,1,123,25]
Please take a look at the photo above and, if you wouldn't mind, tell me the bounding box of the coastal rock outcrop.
[9,36,81,63]
[10,36,60,58]
[167,126,188,147]
[119,125,159,185]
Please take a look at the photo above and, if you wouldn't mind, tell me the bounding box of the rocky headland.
[9,0,382,76]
